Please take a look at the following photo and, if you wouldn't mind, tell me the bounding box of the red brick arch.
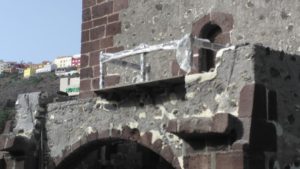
[192,12,233,43]
[192,12,234,72]
[172,12,233,75]
[53,126,182,169]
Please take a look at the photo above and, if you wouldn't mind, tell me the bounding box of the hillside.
[0,72,60,132]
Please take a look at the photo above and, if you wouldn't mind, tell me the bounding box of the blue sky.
[0,1,82,63]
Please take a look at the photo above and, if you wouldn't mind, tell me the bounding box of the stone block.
[114,0,129,12]
[212,113,231,133]
[79,91,96,98]
[81,42,91,54]
[92,78,100,90]
[151,139,163,154]
[83,0,96,9]
[81,30,90,43]
[178,117,212,134]
[81,54,89,68]
[192,14,210,37]
[216,151,244,169]
[71,140,81,152]
[97,0,105,4]
[184,154,211,169]
[90,51,100,66]
[90,26,105,40]
[93,16,107,27]
[87,131,98,142]
[98,130,110,139]
[92,1,113,19]
[106,22,121,36]
[80,67,93,79]
[165,120,178,133]
[139,132,152,148]
[90,40,101,52]
[160,146,174,164]
[93,65,100,77]
[210,12,234,32]
[108,13,119,23]
[238,84,255,118]
[82,8,92,22]
[100,36,114,49]
[80,79,91,92]
[82,21,92,30]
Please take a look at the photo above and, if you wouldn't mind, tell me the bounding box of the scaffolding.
[99,34,226,89]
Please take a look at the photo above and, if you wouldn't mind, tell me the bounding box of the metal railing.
[99,34,226,89]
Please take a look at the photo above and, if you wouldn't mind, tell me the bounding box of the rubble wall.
[48,45,255,168]
[50,44,300,168]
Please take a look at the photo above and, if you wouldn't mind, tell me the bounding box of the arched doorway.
[55,138,175,169]
[199,22,222,72]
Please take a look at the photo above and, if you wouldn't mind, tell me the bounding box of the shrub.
[0,109,10,133]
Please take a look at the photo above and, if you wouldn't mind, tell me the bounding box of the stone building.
[0,0,300,169]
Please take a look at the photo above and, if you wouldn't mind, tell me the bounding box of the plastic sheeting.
[100,34,193,73]
[175,34,192,73]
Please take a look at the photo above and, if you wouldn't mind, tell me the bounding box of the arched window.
[199,22,222,72]
[191,12,233,73]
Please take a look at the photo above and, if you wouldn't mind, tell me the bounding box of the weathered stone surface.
[14,92,41,138]
[50,43,300,168]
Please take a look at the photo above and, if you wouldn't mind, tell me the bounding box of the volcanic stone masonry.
[80,0,300,98]
[1,44,300,169]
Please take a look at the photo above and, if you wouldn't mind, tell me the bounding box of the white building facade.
[54,56,72,68]
[0,60,9,74]
[60,77,80,96]
[36,64,57,74]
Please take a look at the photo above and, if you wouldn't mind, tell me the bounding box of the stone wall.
[1,45,300,168]
[80,0,300,97]
[0,92,50,169]
[48,44,300,169]
[49,45,249,168]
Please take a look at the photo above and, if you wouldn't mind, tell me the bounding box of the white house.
[36,64,57,74]
[54,56,72,68]
[60,77,80,96]
[0,61,9,74]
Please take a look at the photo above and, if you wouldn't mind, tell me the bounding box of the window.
[199,22,222,72]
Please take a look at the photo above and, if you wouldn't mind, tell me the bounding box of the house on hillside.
[36,63,57,74]
[23,67,36,78]
[0,61,9,74]
[59,77,80,96]
[71,54,81,68]
[54,56,72,68]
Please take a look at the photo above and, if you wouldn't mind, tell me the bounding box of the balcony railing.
[99,34,226,89]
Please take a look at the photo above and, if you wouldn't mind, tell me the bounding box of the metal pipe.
[99,52,105,89]
[140,53,145,82]
[100,40,179,63]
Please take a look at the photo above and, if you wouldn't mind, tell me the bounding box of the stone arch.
[192,12,233,72]
[53,126,182,169]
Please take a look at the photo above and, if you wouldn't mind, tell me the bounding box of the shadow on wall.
[96,76,187,108]
[54,138,174,169]
[249,45,300,168]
